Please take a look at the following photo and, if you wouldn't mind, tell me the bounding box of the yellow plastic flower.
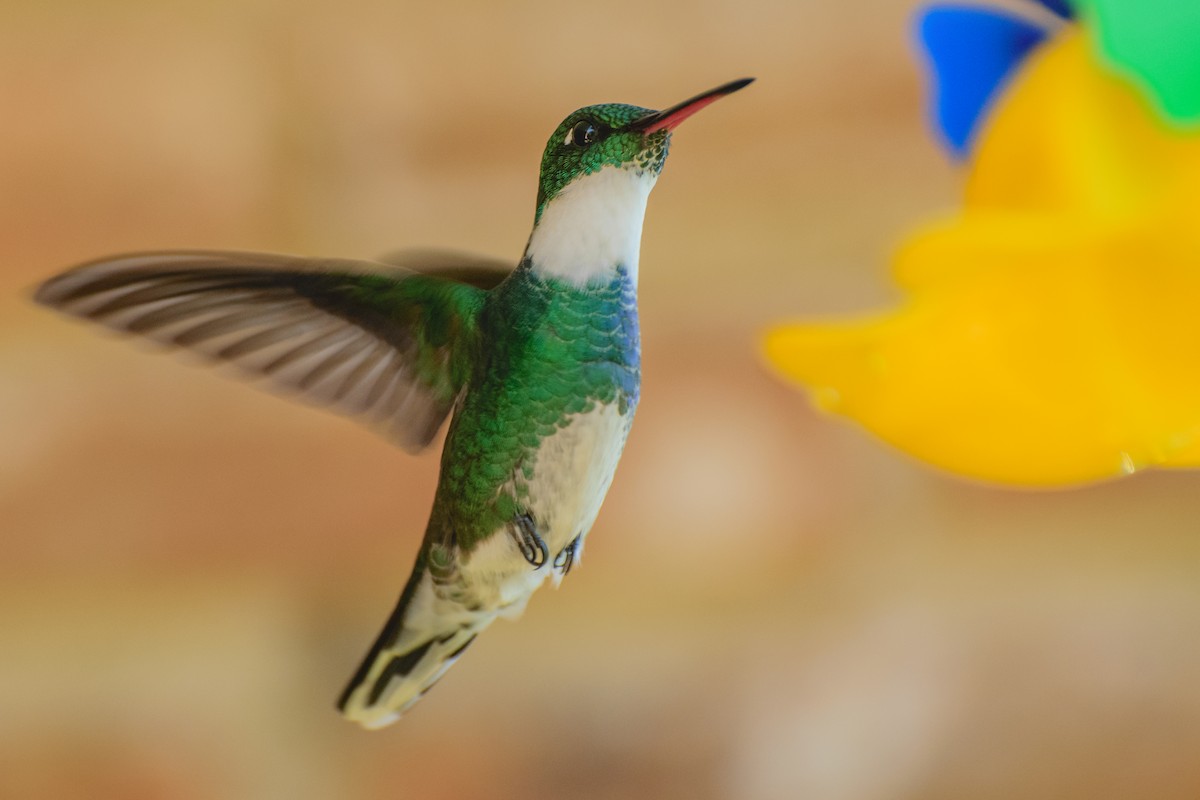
[765,29,1200,487]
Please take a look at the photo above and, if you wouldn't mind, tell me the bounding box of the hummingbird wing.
[35,250,497,453]
[375,247,513,290]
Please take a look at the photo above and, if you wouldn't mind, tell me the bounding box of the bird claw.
[554,535,581,575]
[511,513,548,568]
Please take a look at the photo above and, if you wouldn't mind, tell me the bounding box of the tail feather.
[337,563,495,729]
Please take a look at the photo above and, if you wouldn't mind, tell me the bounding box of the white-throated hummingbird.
[35,77,754,729]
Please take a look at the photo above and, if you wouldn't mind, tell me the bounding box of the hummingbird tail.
[337,563,494,730]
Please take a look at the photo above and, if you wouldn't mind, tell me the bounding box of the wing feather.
[36,250,496,452]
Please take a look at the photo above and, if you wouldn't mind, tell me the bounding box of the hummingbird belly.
[458,399,634,611]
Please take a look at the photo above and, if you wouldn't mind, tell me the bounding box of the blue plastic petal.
[1030,0,1074,19]
[917,5,1049,158]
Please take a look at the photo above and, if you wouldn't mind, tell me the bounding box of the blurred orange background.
[4,1,1200,798]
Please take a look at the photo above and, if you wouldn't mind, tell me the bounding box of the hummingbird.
[34,77,753,729]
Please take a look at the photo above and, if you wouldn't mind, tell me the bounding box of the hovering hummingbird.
[35,77,754,729]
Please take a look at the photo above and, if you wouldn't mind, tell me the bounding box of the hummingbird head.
[534,78,755,217]
[525,79,753,286]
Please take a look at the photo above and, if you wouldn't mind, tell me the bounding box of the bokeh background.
[5,1,1200,798]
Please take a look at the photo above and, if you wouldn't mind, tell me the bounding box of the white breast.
[525,165,656,287]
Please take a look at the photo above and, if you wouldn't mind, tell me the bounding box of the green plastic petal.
[1074,0,1200,125]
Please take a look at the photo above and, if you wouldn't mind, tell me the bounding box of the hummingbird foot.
[553,535,581,575]
[510,513,549,568]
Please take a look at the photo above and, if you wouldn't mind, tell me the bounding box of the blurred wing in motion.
[376,247,514,290]
[35,250,492,452]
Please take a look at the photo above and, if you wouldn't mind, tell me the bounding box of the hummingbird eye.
[566,120,601,147]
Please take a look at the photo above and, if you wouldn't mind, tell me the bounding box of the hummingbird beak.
[628,77,755,134]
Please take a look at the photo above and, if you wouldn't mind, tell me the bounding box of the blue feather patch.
[1031,0,1073,20]
[917,5,1050,159]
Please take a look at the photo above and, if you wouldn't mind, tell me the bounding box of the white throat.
[525,165,656,287]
